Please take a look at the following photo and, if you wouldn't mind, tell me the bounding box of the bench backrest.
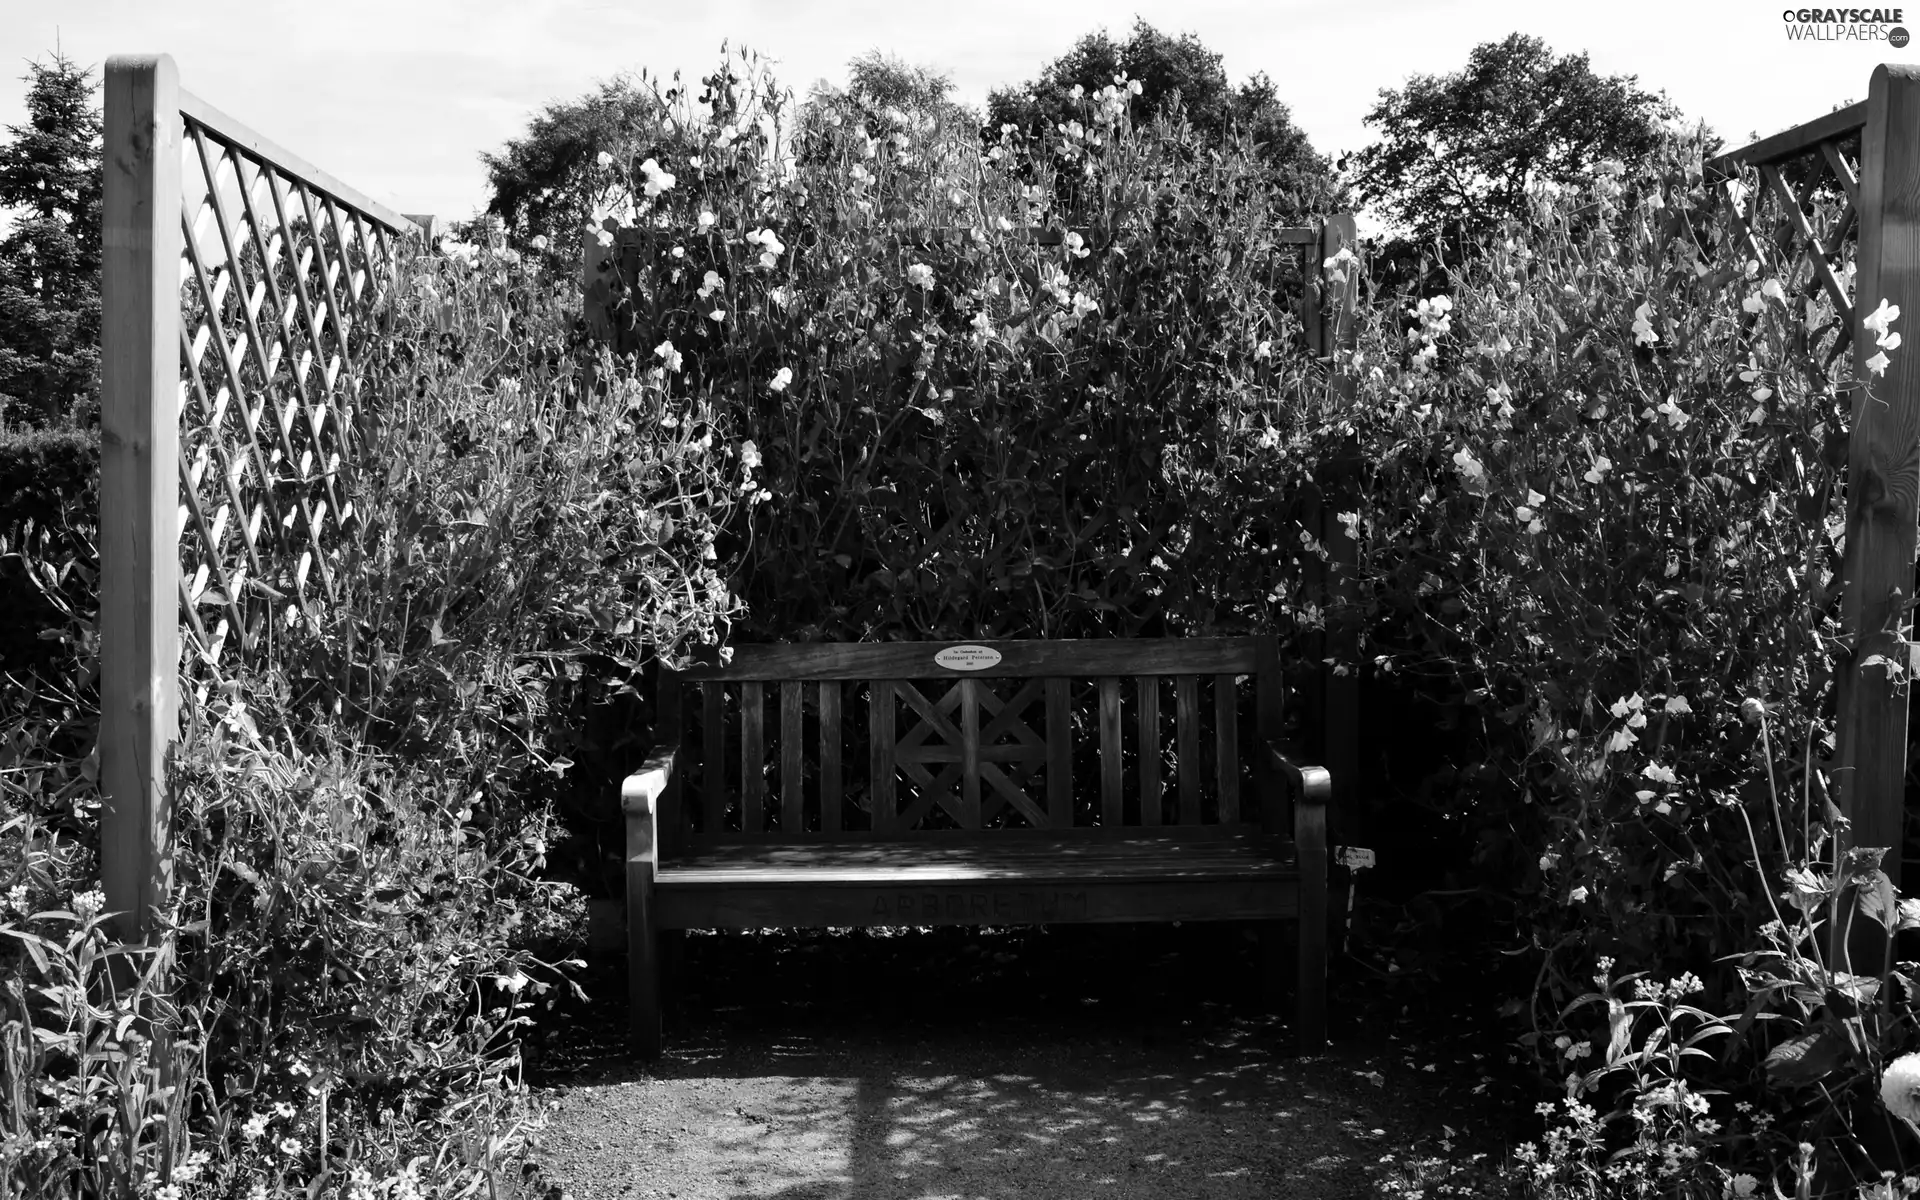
[655,637,1285,849]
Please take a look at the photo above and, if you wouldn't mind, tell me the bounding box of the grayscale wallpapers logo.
[1782,6,1911,40]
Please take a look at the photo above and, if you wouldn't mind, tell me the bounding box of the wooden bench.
[621,637,1333,1057]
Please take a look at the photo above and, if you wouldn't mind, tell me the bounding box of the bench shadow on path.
[555,924,1393,1200]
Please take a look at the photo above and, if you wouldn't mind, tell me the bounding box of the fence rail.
[99,52,426,939]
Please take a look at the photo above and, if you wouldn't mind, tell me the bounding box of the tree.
[1349,33,1684,268]
[0,51,103,428]
[985,18,1337,207]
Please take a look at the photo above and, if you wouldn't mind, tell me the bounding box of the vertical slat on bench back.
[703,683,725,834]
[960,678,982,829]
[819,681,842,833]
[658,665,683,854]
[741,681,765,834]
[1215,673,1240,824]
[1176,674,1201,824]
[871,680,896,832]
[780,681,804,832]
[1098,676,1123,826]
[1255,637,1284,837]
[1137,674,1161,826]
[1046,677,1071,828]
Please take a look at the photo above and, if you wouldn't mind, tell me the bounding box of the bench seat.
[653,830,1300,928]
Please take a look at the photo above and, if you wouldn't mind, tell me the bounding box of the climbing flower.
[639,158,675,198]
[1584,455,1612,484]
[698,270,723,299]
[709,308,726,322]
[906,262,935,290]
[1632,301,1659,346]
[654,340,682,372]
[1253,340,1272,361]
[1451,447,1485,483]
[1883,1053,1920,1122]
[1865,298,1902,343]
[1869,350,1892,376]
[768,368,792,393]
[595,150,614,168]
[698,210,716,230]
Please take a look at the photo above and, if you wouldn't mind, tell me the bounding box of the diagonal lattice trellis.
[173,95,416,691]
[1709,107,1865,385]
[891,678,1050,828]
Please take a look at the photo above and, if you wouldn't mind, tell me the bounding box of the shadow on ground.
[516,923,1517,1200]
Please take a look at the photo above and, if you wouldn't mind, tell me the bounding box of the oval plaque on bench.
[934,644,1002,671]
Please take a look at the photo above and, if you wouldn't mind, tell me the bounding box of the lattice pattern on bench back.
[664,639,1284,840]
[173,92,420,688]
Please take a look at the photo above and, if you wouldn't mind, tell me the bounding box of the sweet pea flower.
[769,367,793,393]
[907,262,935,290]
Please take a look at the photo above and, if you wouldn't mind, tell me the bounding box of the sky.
[0,0,1910,226]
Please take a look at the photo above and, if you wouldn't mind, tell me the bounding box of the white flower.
[906,262,935,290]
[1632,301,1659,346]
[1584,456,1611,485]
[1656,396,1690,429]
[1064,231,1089,258]
[1253,340,1272,361]
[769,286,791,309]
[595,229,613,248]
[740,440,762,471]
[1865,298,1902,343]
[1642,762,1679,784]
[1664,696,1693,714]
[278,1137,302,1157]
[530,234,548,251]
[653,340,682,372]
[1869,350,1892,376]
[638,158,676,198]
[70,889,104,921]
[1725,1175,1759,1199]
[1568,886,1589,904]
[596,150,614,168]
[698,210,716,230]
[1451,447,1485,482]
[1883,1053,1920,1122]
[241,1113,269,1141]
[494,970,530,994]
[768,367,793,393]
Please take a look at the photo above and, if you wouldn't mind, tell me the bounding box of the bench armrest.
[1261,738,1331,810]
[621,743,679,867]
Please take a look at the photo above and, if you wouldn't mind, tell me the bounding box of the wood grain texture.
[703,683,725,835]
[1836,63,1920,893]
[658,666,683,856]
[961,679,982,829]
[871,681,895,832]
[780,681,803,833]
[1138,675,1161,826]
[1707,100,1869,176]
[741,681,765,835]
[676,638,1264,680]
[1175,675,1200,824]
[101,55,184,943]
[820,681,841,833]
[659,879,1298,929]
[1098,677,1123,827]
[1046,678,1071,829]
[1254,637,1284,837]
[1215,674,1240,824]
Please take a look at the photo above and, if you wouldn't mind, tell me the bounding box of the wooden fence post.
[1835,63,1920,897]
[100,54,183,943]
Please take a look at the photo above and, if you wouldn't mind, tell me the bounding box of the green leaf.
[1764,1026,1848,1086]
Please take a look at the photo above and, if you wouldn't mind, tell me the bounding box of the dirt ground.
[512,923,1525,1200]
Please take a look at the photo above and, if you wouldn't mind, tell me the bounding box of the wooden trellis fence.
[1704,64,1920,890]
[98,54,427,939]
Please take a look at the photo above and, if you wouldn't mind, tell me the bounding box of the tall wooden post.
[1835,64,1920,898]
[100,55,183,942]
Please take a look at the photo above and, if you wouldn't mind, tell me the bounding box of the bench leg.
[628,861,661,1059]
[1296,800,1330,1054]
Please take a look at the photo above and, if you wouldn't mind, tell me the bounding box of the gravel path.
[515,924,1513,1200]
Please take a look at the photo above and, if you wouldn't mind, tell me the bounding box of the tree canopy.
[1349,33,1685,265]
[0,51,103,428]
[985,18,1336,207]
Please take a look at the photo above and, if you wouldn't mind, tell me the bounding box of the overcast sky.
[0,0,1908,225]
